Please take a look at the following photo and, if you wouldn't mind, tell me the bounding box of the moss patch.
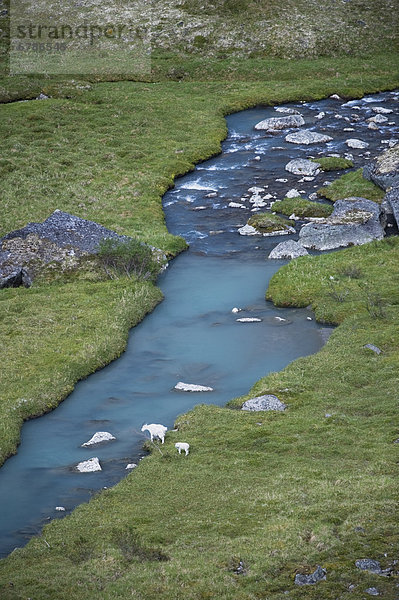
[311,157,354,171]
[317,169,385,203]
[248,212,295,233]
[273,197,333,218]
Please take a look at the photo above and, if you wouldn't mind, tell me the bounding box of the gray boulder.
[268,240,309,260]
[355,559,382,574]
[285,130,333,145]
[254,114,305,132]
[274,107,301,115]
[299,197,384,250]
[294,565,326,585]
[383,183,399,228]
[346,138,369,149]
[0,210,164,287]
[363,144,399,190]
[241,394,287,412]
[285,159,321,176]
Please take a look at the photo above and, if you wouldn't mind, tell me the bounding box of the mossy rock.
[248,212,294,233]
[273,197,333,218]
[311,157,354,171]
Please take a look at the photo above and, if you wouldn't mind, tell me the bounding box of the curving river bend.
[0,90,397,558]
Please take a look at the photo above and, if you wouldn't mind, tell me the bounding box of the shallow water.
[0,89,397,558]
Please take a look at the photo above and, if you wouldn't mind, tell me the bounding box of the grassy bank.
[0,236,397,599]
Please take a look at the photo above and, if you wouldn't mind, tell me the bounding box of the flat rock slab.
[355,559,382,574]
[81,432,116,447]
[174,382,214,392]
[268,240,309,260]
[76,457,102,472]
[295,565,326,585]
[363,344,382,355]
[254,114,304,132]
[285,130,333,145]
[241,394,287,411]
[363,144,399,190]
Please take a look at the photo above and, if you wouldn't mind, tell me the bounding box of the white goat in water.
[141,423,167,444]
[175,442,190,456]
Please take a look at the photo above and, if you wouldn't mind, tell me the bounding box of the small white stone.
[274,316,287,322]
[253,156,261,161]
[55,506,66,511]
[307,316,313,321]
[330,94,341,100]
[372,106,393,114]
[126,463,137,470]
[315,111,325,120]
[275,178,288,183]
[228,202,245,208]
[286,188,301,198]
[238,224,259,236]
[232,307,241,313]
[236,317,262,323]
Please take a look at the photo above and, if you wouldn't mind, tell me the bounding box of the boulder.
[81,432,116,447]
[0,210,162,287]
[363,144,399,191]
[285,159,321,176]
[367,114,388,124]
[383,183,399,228]
[346,138,369,149]
[294,565,327,586]
[355,559,382,574]
[372,106,393,114]
[285,130,333,145]
[76,457,102,473]
[254,114,305,132]
[299,197,384,251]
[238,224,259,236]
[174,382,214,392]
[241,394,287,411]
[268,240,309,259]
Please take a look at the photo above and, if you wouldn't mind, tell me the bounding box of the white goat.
[141,423,167,444]
[175,442,190,456]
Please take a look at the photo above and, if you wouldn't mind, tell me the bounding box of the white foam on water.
[181,180,218,191]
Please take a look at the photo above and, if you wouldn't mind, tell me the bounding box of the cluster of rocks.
[0,210,166,288]
[267,142,399,259]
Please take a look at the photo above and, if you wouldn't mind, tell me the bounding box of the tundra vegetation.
[0,0,398,597]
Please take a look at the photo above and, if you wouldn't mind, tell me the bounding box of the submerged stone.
[174,382,214,392]
[81,432,116,447]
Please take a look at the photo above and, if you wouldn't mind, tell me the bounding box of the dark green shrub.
[97,237,160,281]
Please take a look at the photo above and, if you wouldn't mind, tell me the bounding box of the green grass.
[311,157,354,171]
[0,238,398,599]
[272,197,333,218]
[317,169,385,203]
[248,212,295,232]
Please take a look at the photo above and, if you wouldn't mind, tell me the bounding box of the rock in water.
[254,114,305,132]
[285,159,321,176]
[76,457,102,473]
[242,395,287,411]
[268,240,309,259]
[81,432,116,447]
[345,138,369,149]
[285,131,333,145]
[236,317,262,323]
[174,382,214,392]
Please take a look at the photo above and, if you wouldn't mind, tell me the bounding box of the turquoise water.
[1,90,397,557]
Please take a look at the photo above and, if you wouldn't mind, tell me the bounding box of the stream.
[0,89,398,558]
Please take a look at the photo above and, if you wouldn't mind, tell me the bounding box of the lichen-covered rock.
[241,395,287,411]
[294,565,326,585]
[363,144,399,191]
[285,130,333,145]
[299,197,384,250]
[355,559,382,574]
[384,182,399,228]
[254,114,305,132]
[0,210,165,287]
[268,240,309,259]
[285,159,321,176]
